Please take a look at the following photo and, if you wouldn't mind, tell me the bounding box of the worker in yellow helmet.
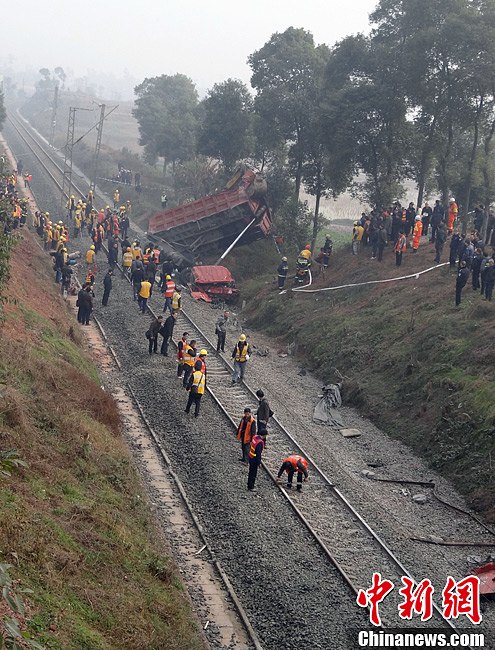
[231,334,250,385]
[122,247,133,276]
[185,364,206,417]
[86,245,96,269]
[295,244,312,284]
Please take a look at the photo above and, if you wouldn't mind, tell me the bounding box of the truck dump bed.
[148,169,272,258]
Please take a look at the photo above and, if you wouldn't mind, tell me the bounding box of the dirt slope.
[0,230,205,649]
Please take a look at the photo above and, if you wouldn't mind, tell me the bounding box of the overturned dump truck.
[147,167,272,267]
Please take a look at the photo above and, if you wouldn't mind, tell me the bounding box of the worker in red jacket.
[276,455,309,492]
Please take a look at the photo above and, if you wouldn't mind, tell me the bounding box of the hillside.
[0,230,205,648]
[225,236,495,520]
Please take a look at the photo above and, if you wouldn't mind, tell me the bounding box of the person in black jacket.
[145,259,157,294]
[54,249,64,283]
[79,286,93,325]
[421,202,432,239]
[474,205,484,233]
[434,222,447,263]
[405,202,416,237]
[256,390,273,427]
[483,259,495,301]
[146,316,163,355]
[277,257,288,289]
[61,263,73,297]
[449,232,463,269]
[102,269,113,306]
[131,264,145,301]
[76,286,86,323]
[430,201,445,242]
[107,242,118,269]
[471,249,483,290]
[160,312,177,356]
[455,261,469,306]
[377,226,387,262]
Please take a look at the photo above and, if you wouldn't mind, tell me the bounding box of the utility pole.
[61,107,76,209]
[90,103,105,193]
[49,84,59,147]
[61,106,91,210]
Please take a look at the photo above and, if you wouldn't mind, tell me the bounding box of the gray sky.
[1,0,376,95]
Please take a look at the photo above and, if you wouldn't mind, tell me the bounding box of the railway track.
[6,110,482,641]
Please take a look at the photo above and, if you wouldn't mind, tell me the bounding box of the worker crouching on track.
[237,408,256,463]
[185,365,206,418]
[247,425,267,491]
[231,334,250,385]
[276,455,309,492]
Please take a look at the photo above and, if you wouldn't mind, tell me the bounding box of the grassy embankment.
[224,236,495,521]
[0,230,205,649]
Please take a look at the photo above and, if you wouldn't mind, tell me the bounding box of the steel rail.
[10,112,470,637]
[5,115,264,650]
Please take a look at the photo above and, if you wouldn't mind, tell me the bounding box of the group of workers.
[0,170,29,234]
[276,235,334,290]
[273,198,495,309]
[1,160,314,496]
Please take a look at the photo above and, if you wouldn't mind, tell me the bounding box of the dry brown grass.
[0,228,205,650]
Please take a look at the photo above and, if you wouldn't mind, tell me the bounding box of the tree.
[133,74,198,171]
[249,28,330,200]
[197,79,254,172]
[54,66,66,90]
[369,0,495,228]
[321,34,409,209]
[273,198,313,251]
[173,156,223,203]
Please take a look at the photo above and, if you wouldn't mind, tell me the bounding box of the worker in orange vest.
[162,274,175,314]
[447,198,458,234]
[236,407,256,463]
[276,455,309,492]
[176,331,189,378]
[247,426,267,491]
[195,349,208,375]
[411,216,423,252]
